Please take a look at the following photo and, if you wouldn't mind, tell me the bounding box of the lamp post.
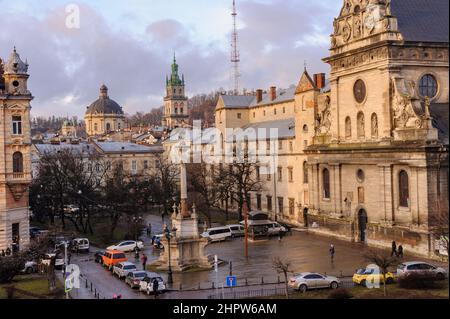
[164,224,176,285]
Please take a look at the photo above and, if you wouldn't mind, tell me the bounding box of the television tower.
[231,0,241,95]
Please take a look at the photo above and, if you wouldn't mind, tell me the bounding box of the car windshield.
[124,265,136,270]
[114,254,126,259]
[364,269,376,275]
[356,269,365,275]
[134,272,147,278]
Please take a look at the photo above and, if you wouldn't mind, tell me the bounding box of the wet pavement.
[69,213,448,299]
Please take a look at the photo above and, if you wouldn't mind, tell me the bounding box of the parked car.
[29,227,42,239]
[139,273,166,295]
[201,227,232,242]
[125,271,148,289]
[102,250,128,270]
[397,261,447,280]
[107,241,144,252]
[228,225,245,238]
[288,272,340,293]
[71,238,90,253]
[94,251,106,264]
[113,262,137,279]
[266,222,288,236]
[353,266,395,286]
[21,261,38,274]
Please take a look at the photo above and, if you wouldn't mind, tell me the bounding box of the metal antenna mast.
[231,0,241,95]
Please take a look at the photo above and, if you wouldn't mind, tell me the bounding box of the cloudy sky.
[0,0,342,118]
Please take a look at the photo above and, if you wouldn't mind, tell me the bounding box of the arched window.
[94,123,98,132]
[106,123,111,132]
[357,112,365,139]
[399,170,409,207]
[323,168,330,199]
[303,162,308,184]
[13,152,23,173]
[345,116,352,139]
[419,74,438,98]
[371,113,378,139]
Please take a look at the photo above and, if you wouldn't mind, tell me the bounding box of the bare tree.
[272,257,293,299]
[430,209,449,258]
[364,249,398,297]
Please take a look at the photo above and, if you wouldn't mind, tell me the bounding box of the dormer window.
[12,116,22,135]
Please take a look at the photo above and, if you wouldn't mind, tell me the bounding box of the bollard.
[245,278,248,286]
[179,283,182,291]
[261,277,264,285]
[95,288,97,297]
[85,279,88,288]
[277,276,280,284]
[212,282,215,289]
[90,282,93,292]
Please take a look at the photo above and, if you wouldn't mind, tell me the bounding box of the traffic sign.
[226,276,237,287]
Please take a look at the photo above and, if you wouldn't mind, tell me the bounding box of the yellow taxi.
[353,266,395,286]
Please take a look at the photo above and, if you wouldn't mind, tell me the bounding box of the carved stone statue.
[316,96,332,135]
[371,113,378,138]
[392,77,425,129]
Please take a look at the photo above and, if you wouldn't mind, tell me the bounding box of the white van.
[71,238,90,253]
[201,227,232,242]
[228,225,245,238]
[266,222,287,236]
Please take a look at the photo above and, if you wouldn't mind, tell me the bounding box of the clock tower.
[0,48,32,253]
[162,54,189,130]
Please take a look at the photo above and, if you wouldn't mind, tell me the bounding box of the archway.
[303,208,309,227]
[358,209,368,242]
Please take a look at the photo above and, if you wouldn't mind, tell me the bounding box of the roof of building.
[86,85,124,116]
[230,118,296,141]
[34,143,95,156]
[392,0,449,43]
[94,142,164,154]
[220,87,296,110]
[431,103,449,143]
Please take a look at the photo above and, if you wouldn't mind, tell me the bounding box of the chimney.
[256,89,263,103]
[314,73,326,89]
[270,86,277,101]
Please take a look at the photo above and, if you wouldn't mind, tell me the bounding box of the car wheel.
[386,277,394,284]
[25,267,33,274]
[298,284,307,293]
[436,273,445,280]
[330,282,338,289]
[361,279,367,287]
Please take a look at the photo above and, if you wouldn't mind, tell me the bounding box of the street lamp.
[164,224,177,285]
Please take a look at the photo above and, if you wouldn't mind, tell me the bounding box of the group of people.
[391,241,404,258]
[0,247,12,257]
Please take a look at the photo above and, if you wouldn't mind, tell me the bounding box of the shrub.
[398,272,444,290]
[0,256,24,283]
[328,288,353,299]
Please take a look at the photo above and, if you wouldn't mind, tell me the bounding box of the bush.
[398,272,444,290]
[0,256,24,283]
[328,288,353,299]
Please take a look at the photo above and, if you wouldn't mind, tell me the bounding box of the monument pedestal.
[152,211,212,272]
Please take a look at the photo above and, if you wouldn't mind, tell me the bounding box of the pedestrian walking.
[141,253,148,271]
[397,245,404,258]
[147,223,152,236]
[391,241,397,257]
[152,278,159,299]
[329,244,335,262]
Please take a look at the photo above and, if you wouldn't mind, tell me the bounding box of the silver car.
[288,272,340,293]
[397,261,447,280]
[113,262,137,279]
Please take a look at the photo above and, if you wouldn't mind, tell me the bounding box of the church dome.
[85,84,124,115]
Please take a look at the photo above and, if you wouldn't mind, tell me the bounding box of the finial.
[304,60,307,71]
[173,51,176,63]
[13,46,16,53]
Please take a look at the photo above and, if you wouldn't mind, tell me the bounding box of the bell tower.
[0,47,33,253]
[162,54,189,129]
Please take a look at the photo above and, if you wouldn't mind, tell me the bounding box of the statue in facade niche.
[371,114,378,138]
[392,77,425,129]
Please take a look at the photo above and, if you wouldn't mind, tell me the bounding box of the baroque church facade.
[0,48,33,252]
[215,0,449,257]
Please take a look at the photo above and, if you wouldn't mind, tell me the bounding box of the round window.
[356,169,365,183]
[419,74,438,99]
[12,80,20,88]
[353,79,366,104]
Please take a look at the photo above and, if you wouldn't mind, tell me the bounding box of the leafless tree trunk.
[272,257,292,299]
